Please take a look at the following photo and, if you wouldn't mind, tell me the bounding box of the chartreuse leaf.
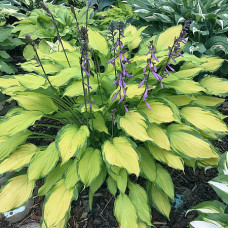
[93,112,109,134]
[0,144,37,175]
[0,175,35,213]
[138,222,147,228]
[138,146,156,182]
[114,193,138,228]
[154,164,174,200]
[78,148,102,186]
[200,76,228,97]
[108,167,127,193]
[193,95,225,107]
[175,67,203,79]
[43,179,73,227]
[49,67,81,87]
[200,56,224,72]
[147,144,184,170]
[106,175,117,196]
[89,165,107,210]
[13,92,58,114]
[147,124,170,150]
[0,110,43,136]
[187,200,225,214]
[167,124,219,160]
[102,137,140,176]
[64,159,79,189]
[38,161,72,196]
[161,94,196,106]
[181,106,228,134]
[138,99,175,124]
[119,110,153,142]
[0,76,20,88]
[28,142,59,180]
[56,124,89,164]
[156,25,182,52]
[165,80,205,94]
[129,182,152,226]
[88,29,108,56]
[0,131,31,161]
[64,77,98,97]
[150,184,171,219]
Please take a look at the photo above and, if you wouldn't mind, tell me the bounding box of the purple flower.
[138,77,146,88]
[112,91,119,101]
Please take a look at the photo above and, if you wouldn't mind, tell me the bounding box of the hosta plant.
[187,152,228,228]
[128,0,228,58]
[0,3,228,227]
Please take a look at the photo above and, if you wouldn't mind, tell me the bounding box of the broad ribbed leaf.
[0,144,37,174]
[181,106,228,133]
[150,184,171,219]
[147,124,170,150]
[93,112,109,134]
[114,193,138,228]
[0,175,35,213]
[200,75,228,97]
[28,142,59,180]
[167,124,219,160]
[64,160,79,189]
[43,179,73,227]
[138,146,156,182]
[13,92,58,114]
[106,175,117,196]
[138,99,175,124]
[129,182,152,226]
[119,110,152,141]
[0,110,43,136]
[102,137,140,176]
[175,68,203,79]
[200,57,224,72]
[56,124,89,164]
[193,95,225,107]
[78,148,102,186]
[0,131,31,161]
[147,144,184,170]
[164,94,196,106]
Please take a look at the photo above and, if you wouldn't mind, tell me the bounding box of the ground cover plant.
[0,1,228,228]
[128,0,228,58]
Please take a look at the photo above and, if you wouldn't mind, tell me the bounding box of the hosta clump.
[0,5,228,227]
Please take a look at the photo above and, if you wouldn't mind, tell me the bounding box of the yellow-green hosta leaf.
[0,175,35,213]
[138,146,156,182]
[163,94,196,106]
[114,193,138,228]
[64,77,98,97]
[138,99,175,124]
[64,160,79,189]
[147,144,184,170]
[154,164,174,200]
[129,182,152,226]
[28,142,59,180]
[150,184,171,219]
[38,161,72,196]
[200,76,228,97]
[13,92,58,114]
[0,144,37,175]
[0,110,43,136]
[15,74,46,90]
[193,95,225,107]
[147,124,170,150]
[93,112,109,134]
[106,175,117,196]
[1,85,25,96]
[181,106,228,133]
[78,148,102,186]
[156,25,182,52]
[0,131,31,161]
[102,137,140,176]
[56,124,89,164]
[200,57,224,72]
[0,76,20,88]
[119,110,152,142]
[138,222,147,228]
[165,80,205,94]
[43,179,73,227]
[49,67,81,87]
[167,124,219,160]
[88,29,108,56]
[175,68,203,79]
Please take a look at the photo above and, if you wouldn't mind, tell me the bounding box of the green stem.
[28,136,55,139]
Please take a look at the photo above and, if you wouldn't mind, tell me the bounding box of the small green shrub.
[187,152,228,228]
[0,2,227,227]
